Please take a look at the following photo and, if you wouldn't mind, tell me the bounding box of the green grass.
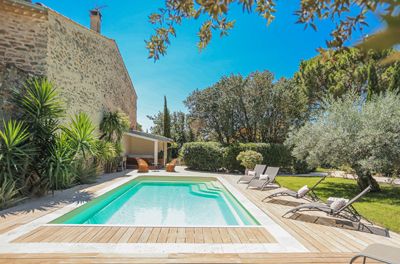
[314,167,334,173]
[276,176,400,233]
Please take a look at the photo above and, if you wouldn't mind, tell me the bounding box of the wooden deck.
[12,226,276,244]
[0,253,382,264]
[0,170,399,263]
[222,175,400,253]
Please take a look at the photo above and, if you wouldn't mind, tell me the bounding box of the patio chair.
[262,175,327,202]
[137,158,149,173]
[282,185,372,222]
[247,167,280,191]
[166,159,178,172]
[349,243,400,264]
[237,164,266,184]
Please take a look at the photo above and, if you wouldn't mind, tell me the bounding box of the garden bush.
[223,143,295,172]
[180,142,223,171]
[236,150,263,170]
[180,142,309,173]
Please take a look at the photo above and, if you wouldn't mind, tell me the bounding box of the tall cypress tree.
[366,63,379,101]
[389,62,400,92]
[163,96,171,161]
[163,96,171,138]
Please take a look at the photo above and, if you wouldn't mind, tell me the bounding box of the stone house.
[0,0,172,167]
[0,0,137,128]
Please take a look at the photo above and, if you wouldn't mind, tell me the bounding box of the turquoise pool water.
[52,176,259,226]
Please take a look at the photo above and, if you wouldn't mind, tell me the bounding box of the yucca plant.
[42,133,75,191]
[100,110,130,142]
[14,78,63,143]
[63,113,97,160]
[12,78,65,195]
[0,120,35,183]
[94,140,118,173]
[0,178,21,210]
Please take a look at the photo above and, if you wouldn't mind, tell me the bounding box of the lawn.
[276,176,400,233]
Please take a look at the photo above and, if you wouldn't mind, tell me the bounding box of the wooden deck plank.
[137,228,153,243]
[166,227,178,243]
[218,227,232,243]
[128,227,145,243]
[97,227,118,243]
[185,228,195,243]
[202,228,213,243]
[87,227,108,243]
[176,228,186,243]
[147,227,161,243]
[234,228,249,243]
[118,227,136,243]
[227,228,241,243]
[156,228,169,243]
[210,228,222,243]
[108,227,127,243]
[194,227,204,243]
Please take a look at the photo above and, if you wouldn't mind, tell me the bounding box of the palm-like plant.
[100,111,130,142]
[0,178,20,209]
[63,113,97,160]
[0,120,35,183]
[42,134,75,191]
[14,78,63,142]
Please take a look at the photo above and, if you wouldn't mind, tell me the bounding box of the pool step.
[198,183,221,195]
[189,184,220,198]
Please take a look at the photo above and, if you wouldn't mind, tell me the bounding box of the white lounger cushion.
[330,198,347,211]
[248,170,256,176]
[297,185,309,197]
[259,174,269,180]
[327,197,349,205]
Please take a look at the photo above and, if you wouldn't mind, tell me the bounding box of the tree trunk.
[354,167,381,192]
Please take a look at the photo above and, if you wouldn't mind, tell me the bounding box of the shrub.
[180,142,223,171]
[0,178,20,210]
[73,159,97,184]
[236,150,263,170]
[223,143,294,172]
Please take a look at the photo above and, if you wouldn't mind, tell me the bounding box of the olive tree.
[146,0,399,61]
[286,92,400,192]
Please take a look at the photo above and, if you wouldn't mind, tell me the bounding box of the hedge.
[180,142,309,173]
[179,142,224,171]
[223,143,293,172]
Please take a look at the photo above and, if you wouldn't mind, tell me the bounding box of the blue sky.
[39,1,382,131]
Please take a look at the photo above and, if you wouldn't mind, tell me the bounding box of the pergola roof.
[125,130,173,143]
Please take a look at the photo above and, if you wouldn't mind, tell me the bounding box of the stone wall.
[0,63,35,121]
[0,5,48,74]
[46,11,137,128]
[0,1,137,129]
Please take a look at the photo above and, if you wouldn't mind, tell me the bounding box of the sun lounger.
[350,243,400,264]
[247,167,280,191]
[282,185,372,222]
[237,164,266,184]
[262,175,327,202]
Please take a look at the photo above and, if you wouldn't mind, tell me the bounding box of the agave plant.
[94,140,118,173]
[0,120,35,183]
[63,113,97,160]
[0,178,20,210]
[73,159,97,184]
[100,110,130,142]
[42,133,75,191]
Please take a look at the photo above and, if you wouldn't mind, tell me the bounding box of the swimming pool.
[51,176,259,226]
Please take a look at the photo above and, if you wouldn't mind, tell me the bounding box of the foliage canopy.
[146,0,399,61]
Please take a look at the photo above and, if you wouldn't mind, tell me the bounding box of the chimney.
[90,9,102,33]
